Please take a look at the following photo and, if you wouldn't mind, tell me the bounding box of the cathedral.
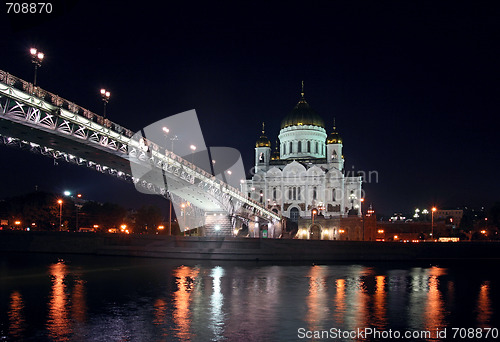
[241,86,363,239]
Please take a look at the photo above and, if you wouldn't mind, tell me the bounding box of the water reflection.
[425,267,446,332]
[306,266,328,330]
[47,261,72,341]
[210,266,225,338]
[373,275,387,329]
[1,256,498,341]
[477,281,492,326]
[172,265,199,341]
[8,290,25,339]
[334,278,346,326]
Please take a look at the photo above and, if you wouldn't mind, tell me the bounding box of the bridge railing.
[0,69,134,139]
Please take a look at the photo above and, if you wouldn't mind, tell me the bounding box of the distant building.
[241,86,363,239]
[433,209,463,226]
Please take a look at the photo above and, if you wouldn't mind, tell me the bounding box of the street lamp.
[360,198,365,240]
[190,144,196,165]
[431,207,437,240]
[181,203,186,235]
[100,88,111,118]
[312,209,317,225]
[57,199,63,231]
[30,48,44,87]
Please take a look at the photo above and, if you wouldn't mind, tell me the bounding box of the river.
[0,253,498,341]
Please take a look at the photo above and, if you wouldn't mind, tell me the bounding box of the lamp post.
[190,144,196,165]
[431,207,437,240]
[100,88,111,118]
[181,203,186,236]
[360,198,365,241]
[57,199,63,231]
[30,48,44,87]
[226,170,232,187]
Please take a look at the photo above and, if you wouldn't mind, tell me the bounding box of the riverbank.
[1,231,499,261]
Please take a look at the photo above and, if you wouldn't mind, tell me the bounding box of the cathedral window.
[313,187,317,200]
[288,187,293,200]
[332,188,336,201]
[260,190,263,203]
[307,141,311,152]
[292,187,297,200]
[315,142,318,154]
[298,187,301,200]
[298,141,302,152]
[283,143,286,154]
[273,187,277,200]
[259,152,264,162]
[289,141,293,153]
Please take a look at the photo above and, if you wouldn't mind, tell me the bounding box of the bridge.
[0,69,281,237]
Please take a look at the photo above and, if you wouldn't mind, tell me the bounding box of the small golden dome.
[327,122,342,144]
[256,122,271,148]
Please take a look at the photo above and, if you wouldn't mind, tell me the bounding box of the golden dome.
[327,122,342,144]
[280,83,325,129]
[256,122,271,148]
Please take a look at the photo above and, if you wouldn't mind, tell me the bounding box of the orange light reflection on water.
[172,265,199,341]
[8,290,25,339]
[334,278,346,326]
[47,261,72,342]
[306,266,328,330]
[477,281,492,327]
[424,267,446,332]
[373,275,387,329]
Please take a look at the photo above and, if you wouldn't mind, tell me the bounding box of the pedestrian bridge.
[0,69,281,237]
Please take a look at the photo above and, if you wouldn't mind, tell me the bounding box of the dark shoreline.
[1,231,500,262]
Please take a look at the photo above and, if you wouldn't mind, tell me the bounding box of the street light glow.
[64,190,71,196]
[190,144,196,151]
[162,126,169,133]
[57,199,63,204]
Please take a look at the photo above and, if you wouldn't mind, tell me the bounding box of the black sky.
[1,0,499,216]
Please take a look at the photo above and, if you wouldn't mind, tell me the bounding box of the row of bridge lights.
[28,47,111,118]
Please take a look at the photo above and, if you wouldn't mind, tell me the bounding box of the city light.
[64,190,71,196]
[30,47,44,86]
[100,88,111,118]
[162,126,169,134]
[158,225,165,230]
[57,199,63,231]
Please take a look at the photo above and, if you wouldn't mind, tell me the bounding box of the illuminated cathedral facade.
[241,87,363,238]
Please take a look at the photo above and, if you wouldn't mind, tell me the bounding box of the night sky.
[1,1,499,217]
